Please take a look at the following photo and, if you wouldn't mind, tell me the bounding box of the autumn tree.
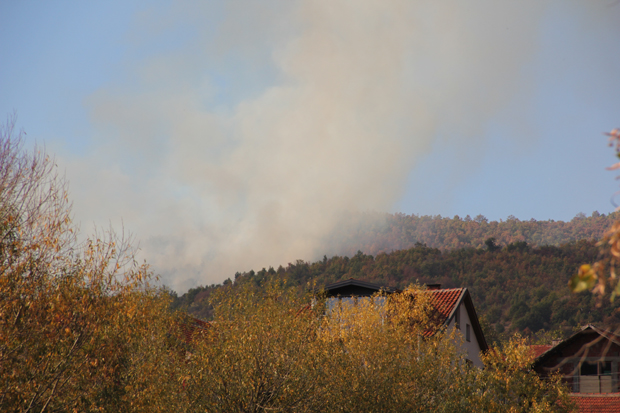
[474,335,574,412]
[0,116,179,412]
[175,279,574,412]
[570,128,620,302]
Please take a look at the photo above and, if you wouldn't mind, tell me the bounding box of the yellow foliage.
[0,117,178,412]
[0,117,574,412]
[172,281,574,412]
[570,128,620,301]
[476,336,575,413]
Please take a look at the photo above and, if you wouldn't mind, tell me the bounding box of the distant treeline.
[173,237,618,338]
[322,211,616,258]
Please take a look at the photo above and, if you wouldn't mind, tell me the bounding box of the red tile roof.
[571,394,620,413]
[421,288,464,337]
[530,344,552,359]
[426,288,463,319]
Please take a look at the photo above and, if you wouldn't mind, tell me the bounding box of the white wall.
[447,302,484,368]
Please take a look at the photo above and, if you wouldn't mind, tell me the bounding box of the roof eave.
[533,325,620,367]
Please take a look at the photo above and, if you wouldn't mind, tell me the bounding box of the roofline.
[445,288,466,325]
[586,324,620,345]
[445,288,488,352]
[320,278,401,295]
[462,289,489,352]
[533,324,620,368]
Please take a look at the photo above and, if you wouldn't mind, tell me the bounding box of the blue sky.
[2,1,620,290]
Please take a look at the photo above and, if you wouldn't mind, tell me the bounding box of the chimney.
[426,283,441,290]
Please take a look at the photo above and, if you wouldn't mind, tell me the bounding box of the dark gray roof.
[321,278,400,297]
[533,324,620,368]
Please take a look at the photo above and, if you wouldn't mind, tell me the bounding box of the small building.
[533,325,620,412]
[533,325,620,394]
[322,278,489,367]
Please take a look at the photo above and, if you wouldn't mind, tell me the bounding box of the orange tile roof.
[530,344,552,359]
[426,288,463,319]
[420,288,464,337]
[571,394,620,413]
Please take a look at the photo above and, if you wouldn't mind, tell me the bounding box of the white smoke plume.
[58,0,615,291]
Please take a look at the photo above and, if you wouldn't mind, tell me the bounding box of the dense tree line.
[322,211,615,258]
[175,239,617,339]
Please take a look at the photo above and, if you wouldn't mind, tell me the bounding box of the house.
[533,325,620,394]
[322,278,489,367]
[533,324,620,412]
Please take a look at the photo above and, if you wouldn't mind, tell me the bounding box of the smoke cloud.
[60,0,610,291]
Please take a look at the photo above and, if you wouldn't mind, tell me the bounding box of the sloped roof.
[323,278,400,297]
[533,325,620,367]
[426,288,463,321]
[530,344,553,359]
[419,288,464,338]
[571,394,620,413]
[425,288,488,351]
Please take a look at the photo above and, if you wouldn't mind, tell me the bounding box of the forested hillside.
[322,211,616,257]
[173,238,619,338]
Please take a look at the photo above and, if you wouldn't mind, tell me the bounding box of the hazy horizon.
[2,0,620,292]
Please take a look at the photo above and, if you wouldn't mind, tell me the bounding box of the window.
[579,361,614,393]
[581,361,598,376]
[580,361,611,376]
[466,323,471,342]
